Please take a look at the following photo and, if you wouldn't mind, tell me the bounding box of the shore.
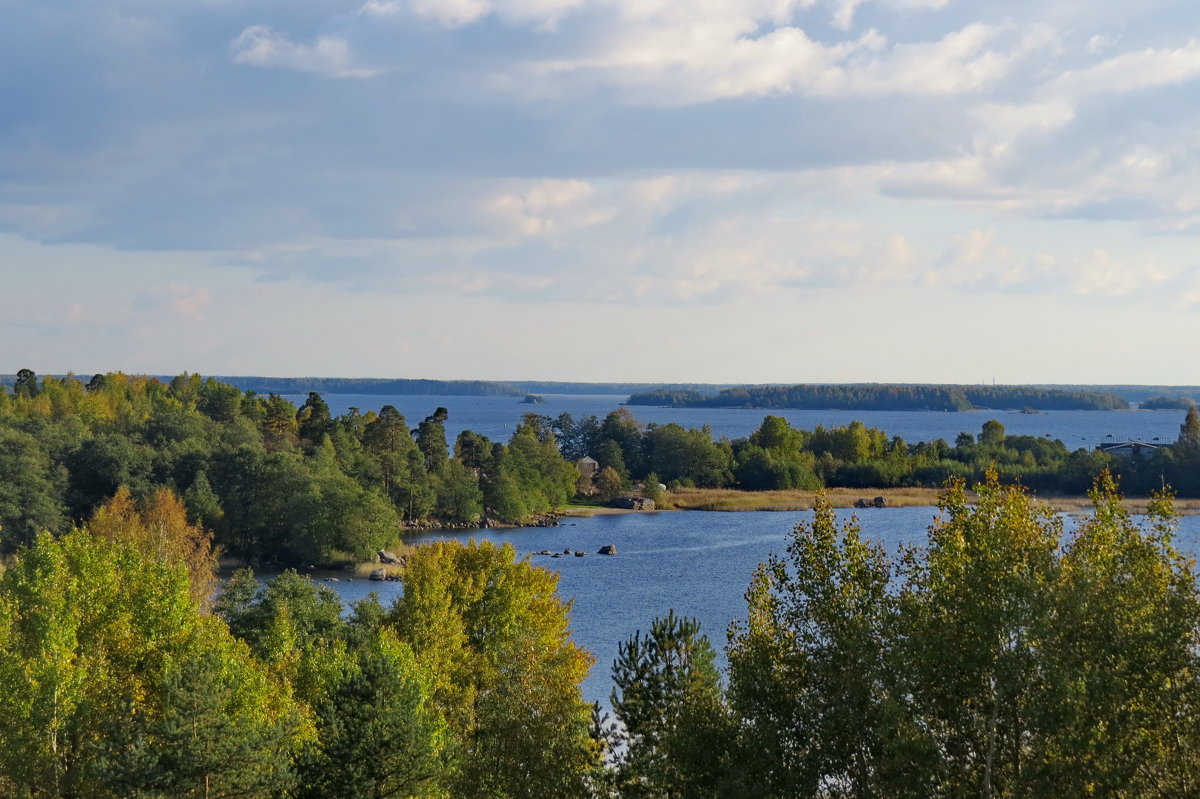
[567,487,1200,516]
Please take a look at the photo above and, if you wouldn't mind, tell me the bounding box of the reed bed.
[666,486,946,512]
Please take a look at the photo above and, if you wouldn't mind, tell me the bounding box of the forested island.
[4,370,1200,567]
[628,383,1131,411]
[1141,395,1198,410]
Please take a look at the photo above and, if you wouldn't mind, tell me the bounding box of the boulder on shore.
[378,549,401,564]
[597,544,617,556]
[369,568,387,581]
[612,496,655,511]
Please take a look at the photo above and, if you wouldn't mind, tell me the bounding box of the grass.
[563,503,642,517]
[666,486,947,512]
[660,486,1200,515]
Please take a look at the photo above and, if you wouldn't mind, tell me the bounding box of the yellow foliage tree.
[87,487,219,608]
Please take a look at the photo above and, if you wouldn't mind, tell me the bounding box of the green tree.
[386,540,598,799]
[14,368,38,398]
[90,622,304,799]
[895,474,1060,798]
[0,426,67,550]
[979,419,1006,447]
[297,392,334,446]
[1026,476,1200,795]
[593,466,625,503]
[294,629,447,799]
[415,408,450,474]
[434,460,484,524]
[611,611,729,799]
[183,469,224,531]
[727,495,904,798]
[1177,405,1200,458]
[0,531,304,799]
[362,406,417,506]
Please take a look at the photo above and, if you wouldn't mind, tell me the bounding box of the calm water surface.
[312,508,1200,707]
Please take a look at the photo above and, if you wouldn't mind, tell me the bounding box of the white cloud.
[486,179,609,236]
[230,25,378,78]
[165,284,215,321]
[1051,40,1200,98]
[361,0,585,28]
[526,18,1045,104]
[1065,249,1176,297]
[831,0,949,32]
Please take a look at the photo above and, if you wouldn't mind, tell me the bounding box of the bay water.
[313,507,1200,707]
[280,392,1196,705]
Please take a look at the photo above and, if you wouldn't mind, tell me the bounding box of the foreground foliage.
[0,522,597,798]
[611,472,1200,798]
[3,460,1200,798]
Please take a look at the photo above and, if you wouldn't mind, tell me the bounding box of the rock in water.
[597,544,617,556]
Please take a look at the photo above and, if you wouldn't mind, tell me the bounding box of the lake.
[272,392,1195,705]
[307,506,1200,708]
[284,393,1189,449]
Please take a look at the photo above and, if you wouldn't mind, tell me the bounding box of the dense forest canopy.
[0,371,577,564]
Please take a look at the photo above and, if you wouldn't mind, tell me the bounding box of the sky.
[3,0,1200,384]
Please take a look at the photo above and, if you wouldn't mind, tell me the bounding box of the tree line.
[555,406,1200,499]
[0,371,575,563]
[627,384,1130,411]
[4,370,1198,567]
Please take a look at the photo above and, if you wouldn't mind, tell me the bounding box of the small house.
[575,456,599,480]
[1096,441,1160,458]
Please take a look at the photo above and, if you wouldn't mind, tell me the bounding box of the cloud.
[831,0,949,32]
[1051,40,1200,98]
[230,25,378,78]
[362,0,585,29]
[6,0,1200,355]
[166,284,215,321]
[486,179,607,236]
[526,17,1045,104]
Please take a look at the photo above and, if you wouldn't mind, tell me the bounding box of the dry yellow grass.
[660,486,1200,515]
[662,486,945,512]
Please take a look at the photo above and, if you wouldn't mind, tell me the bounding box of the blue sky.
[3,0,1200,383]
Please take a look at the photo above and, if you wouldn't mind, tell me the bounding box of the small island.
[521,394,545,404]
[1140,395,1198,410]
